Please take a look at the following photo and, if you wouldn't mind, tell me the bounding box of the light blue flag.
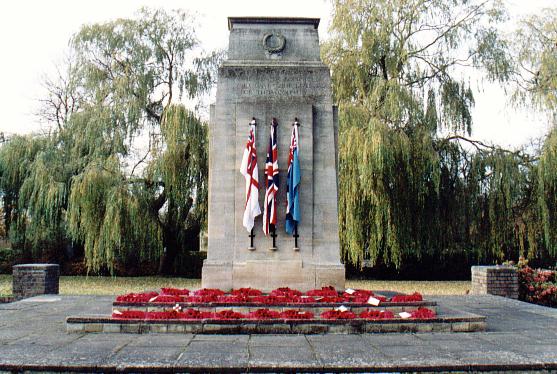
[286,126,301,234]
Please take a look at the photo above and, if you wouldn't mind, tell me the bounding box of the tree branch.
[410,1,489,57]
[443,135,538,162]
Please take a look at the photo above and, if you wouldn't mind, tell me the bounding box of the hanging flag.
[286,120,301,234]
[240,119,261,232]
[263,118,279,235]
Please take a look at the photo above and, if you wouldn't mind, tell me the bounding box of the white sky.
[0,0,554,149]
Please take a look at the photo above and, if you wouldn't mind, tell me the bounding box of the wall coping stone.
[13,264,60,269]
[472,265,516,271]
[228,17,320,30]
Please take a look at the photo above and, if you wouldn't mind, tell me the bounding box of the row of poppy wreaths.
[112,307,436,321]
[115,286,424,305]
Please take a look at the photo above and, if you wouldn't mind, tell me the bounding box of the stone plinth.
[12,264,59,299]
[202,17,345,291]
[66,314,487,334]
[470,266,518,299]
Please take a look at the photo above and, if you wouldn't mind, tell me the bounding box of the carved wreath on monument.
[262,33,286,53]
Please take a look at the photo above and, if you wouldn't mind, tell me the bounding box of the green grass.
[346,280,470,295]
[0,275,10,296]
[0,275,470,296]
[59,276,200,295]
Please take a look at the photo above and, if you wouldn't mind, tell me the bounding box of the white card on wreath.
[367,296,381,306]
[344,288,356,295]
[335,305,349,312]
[399,312,412,319]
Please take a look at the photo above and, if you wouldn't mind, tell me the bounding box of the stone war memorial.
[201,17,345,292]
[5,9,557,374]
[65,16,489,337]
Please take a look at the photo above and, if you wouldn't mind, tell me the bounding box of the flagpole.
[248,228,256,251]
[249,117,257,252]
[293,224,299,252]
[271,225,277,251]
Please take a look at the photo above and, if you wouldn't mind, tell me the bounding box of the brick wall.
[471,265,518,299]
[12,264,59,300]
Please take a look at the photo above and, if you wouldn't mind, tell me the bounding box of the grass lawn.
[347,280,470,295]
[0,274,470,296]
[0,275,11,296]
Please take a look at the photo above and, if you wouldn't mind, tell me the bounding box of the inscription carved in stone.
[225,68,328,97]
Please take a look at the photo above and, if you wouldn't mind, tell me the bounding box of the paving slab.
[508,344,557,362]
[310,339,390,367]
[377,344,458,360]
[428,335,499,352]
[7,331,84,346]
[451,349,540,367]
[105,345,184,368]
[249,334,308,346]
[0,294,556,372]
[177,340,249,370]
[127,333,194,347]
[364,332,428,346]
[249,345,317,367]
[192,334,249,343]
[0,327,35,343]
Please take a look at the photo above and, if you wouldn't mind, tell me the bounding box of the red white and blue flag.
[240,119,261,232]
[263,119,279,235]
[286,121,301,234]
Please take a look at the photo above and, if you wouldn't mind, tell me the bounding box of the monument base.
[66,289,487,335]
[67,314,486,335]
[201,260,345,292]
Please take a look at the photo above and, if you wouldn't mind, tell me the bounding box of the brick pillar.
[471,265,518,299]
[12,264,60,300]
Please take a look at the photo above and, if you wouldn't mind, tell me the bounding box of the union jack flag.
[240,119,261,232]
[263,118,279,235]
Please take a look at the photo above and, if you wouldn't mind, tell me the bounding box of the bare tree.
[36,52,83,132]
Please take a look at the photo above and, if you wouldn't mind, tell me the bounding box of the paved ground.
[0,295,556,372]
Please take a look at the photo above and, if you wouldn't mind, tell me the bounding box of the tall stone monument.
[202,17,345,291]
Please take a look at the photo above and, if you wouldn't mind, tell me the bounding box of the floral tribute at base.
[111,286,437,322]
[112,306,436,321]
[115,286,423,305]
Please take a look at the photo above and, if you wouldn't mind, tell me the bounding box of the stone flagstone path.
[1,295,556,372]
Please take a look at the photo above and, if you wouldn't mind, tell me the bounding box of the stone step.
[112,301,438,315]
[66,312,486,334]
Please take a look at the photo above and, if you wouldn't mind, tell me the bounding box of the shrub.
[0,247,13,274]
[518,265,557,307]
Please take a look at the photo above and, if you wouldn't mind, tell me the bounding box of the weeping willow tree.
[516,9,557,260]
[148,105,208,274]
[0,8,217,273]
[511,8,557,114]
[466,8,557,265]
[323,0,553,270]
[0,135,59,260]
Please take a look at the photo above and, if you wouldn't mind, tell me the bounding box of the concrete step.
[67,309,485,335]
[112,301,438,315]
